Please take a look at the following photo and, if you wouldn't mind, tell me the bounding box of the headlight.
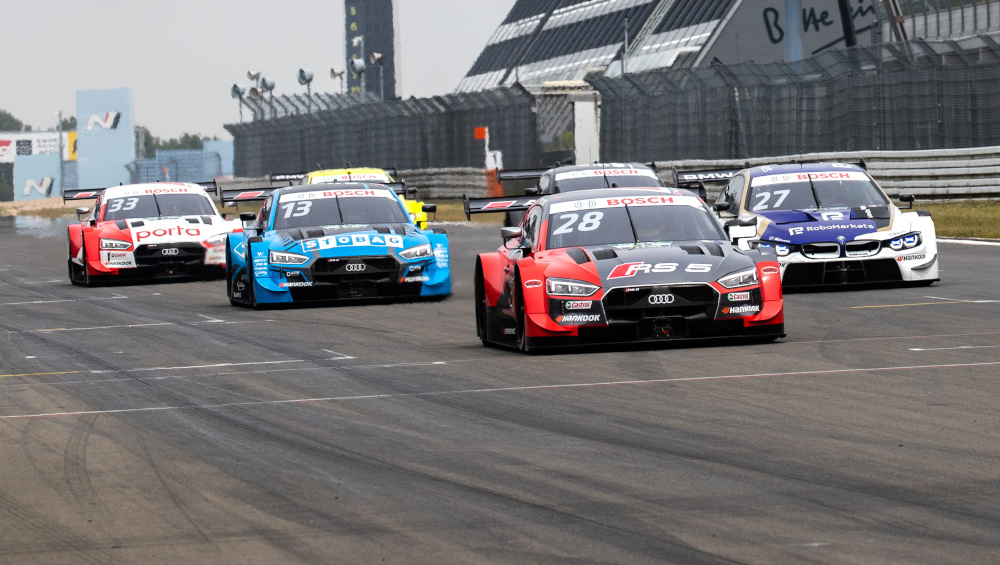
[889,232,921,251]
[718,268,759,289]
[546,277,599,296]
[100,238,131,250]
[748,240,772,250]
[399,243,432,260]
[775,244,798,256]
[269,250,309,265]
[203,234,227,247]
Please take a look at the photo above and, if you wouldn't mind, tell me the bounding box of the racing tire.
[226,245,239,306]
[474,262,489,346]
[77,244,93,287]
[513,273,531,353]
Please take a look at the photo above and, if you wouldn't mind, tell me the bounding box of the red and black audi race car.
[466,188,785,352]
[65,182,243,285]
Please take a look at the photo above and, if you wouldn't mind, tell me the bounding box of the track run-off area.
[1,218,998,564]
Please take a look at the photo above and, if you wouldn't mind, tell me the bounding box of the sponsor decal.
[100,250,136,268]
[278,189,385,203]
[767,236,791,243]
[678,171,734,181]
[787,223,875,236]
[86,112,121,130]
[434,245,449,268]
[564,300,592,310]
[402,275,430,283]
[752,171,869,187]
[302,233,404,250]
[345,263,367,272]
[135,227,202,241]
[821,211,846,222]
[608,262,713,279]
[310,173,390,183]
[279,281,313,288]
[556,314,602,323]
[721,305,761,315]
[503,327,516,335]
[524,279,542,288]
[161,248,180,256]
[555,168,659,181]
[236,282,245,291]
[606,196,673,206]
[728,292,750,301]
[610,241,672,250]
[0,140,11,158]
[16,139,32,155]
[647,294,675,305]
[897,254,926,262]
[482,200,518,210]
[235,191,264,199]
[761,266,780,275]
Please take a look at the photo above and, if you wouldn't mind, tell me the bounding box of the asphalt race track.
[1,218,998,564]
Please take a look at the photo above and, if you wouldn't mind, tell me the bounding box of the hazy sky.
[3,0,514,139]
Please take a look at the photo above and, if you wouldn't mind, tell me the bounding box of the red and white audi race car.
[65,182,243,285]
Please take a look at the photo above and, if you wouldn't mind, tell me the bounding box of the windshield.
[747,171,888,212]
[546,202,724,249]
[273,191,408,230]
[552,169,663,192]
[103,194,216,221]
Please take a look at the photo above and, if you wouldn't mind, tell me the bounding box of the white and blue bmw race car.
[223,182,450,307]
[707,162,938,288]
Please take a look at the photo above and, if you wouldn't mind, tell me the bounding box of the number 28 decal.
[552,211,603,234]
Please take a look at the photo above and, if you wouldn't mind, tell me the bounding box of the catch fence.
[227,32,1000,177]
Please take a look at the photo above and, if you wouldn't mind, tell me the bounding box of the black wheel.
[78,244,92,287]
[247,267,260,309]
[513,274,530,353]
[226,245,239,306]
[68,235,85,285]
[474,262,489,346]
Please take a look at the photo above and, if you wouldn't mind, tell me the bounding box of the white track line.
[910,345,999,352]
[939,239,1000,246]
[3,360,999,421]
[1,296,128,306]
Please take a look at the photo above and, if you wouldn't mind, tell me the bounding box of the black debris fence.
[225,87,538,177]
[593,32,1000,161]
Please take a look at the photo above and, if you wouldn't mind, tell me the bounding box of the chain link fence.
[227,33,1000,178]
[594,33,1000,161]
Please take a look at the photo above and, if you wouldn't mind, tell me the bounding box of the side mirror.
[737,214,757,227]
[500,227,523,240]
[899,193,914,209]
[76,207,90,221]
[524,187,539,196]
[239,212,256,222]
[713,201,731,215]
[421,204,437,213]
[406,187,418,197]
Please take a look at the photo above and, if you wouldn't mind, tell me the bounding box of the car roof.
[746,162,866,177]
[279,182,395,195]
[540,187,698,212]
[545,163,654,174]
[101,182,208,200]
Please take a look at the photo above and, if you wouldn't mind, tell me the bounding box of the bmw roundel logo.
[836,235,847,243]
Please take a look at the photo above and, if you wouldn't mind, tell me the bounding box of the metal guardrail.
[657,146,1000,201]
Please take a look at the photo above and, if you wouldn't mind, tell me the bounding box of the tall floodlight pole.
[836,0,858,47]
[785,0,803,61]
[623,17,629,75]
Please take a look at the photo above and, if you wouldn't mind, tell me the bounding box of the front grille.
[134,244,205,267]
[802,242,841,259]
[603,284,718,323]
[310,256,400,283]
[845,240,880,257]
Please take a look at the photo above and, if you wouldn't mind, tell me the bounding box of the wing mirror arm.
[899,193,915,209]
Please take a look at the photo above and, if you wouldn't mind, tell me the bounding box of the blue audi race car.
[222,182,450,307]
[704,162,939,288]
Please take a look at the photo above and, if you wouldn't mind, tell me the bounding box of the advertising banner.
[13,153,61,201]
[0,132,70,164]
[76,88,134,190]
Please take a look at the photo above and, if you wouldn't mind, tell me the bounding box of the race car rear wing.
[269,166,400,185]
[62,188,105,202]
[219,186,280,204]
[496,168,548,183]
[463,194,538,220]
[671,167,742,200]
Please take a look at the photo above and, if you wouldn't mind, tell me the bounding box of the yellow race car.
[272,167,430,229]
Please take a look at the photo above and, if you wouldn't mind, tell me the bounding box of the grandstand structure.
[457,0,1000,92]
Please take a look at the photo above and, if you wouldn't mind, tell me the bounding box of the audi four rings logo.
[647,294,675,305]
[345,263,367,272]
[161,248,179,256]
